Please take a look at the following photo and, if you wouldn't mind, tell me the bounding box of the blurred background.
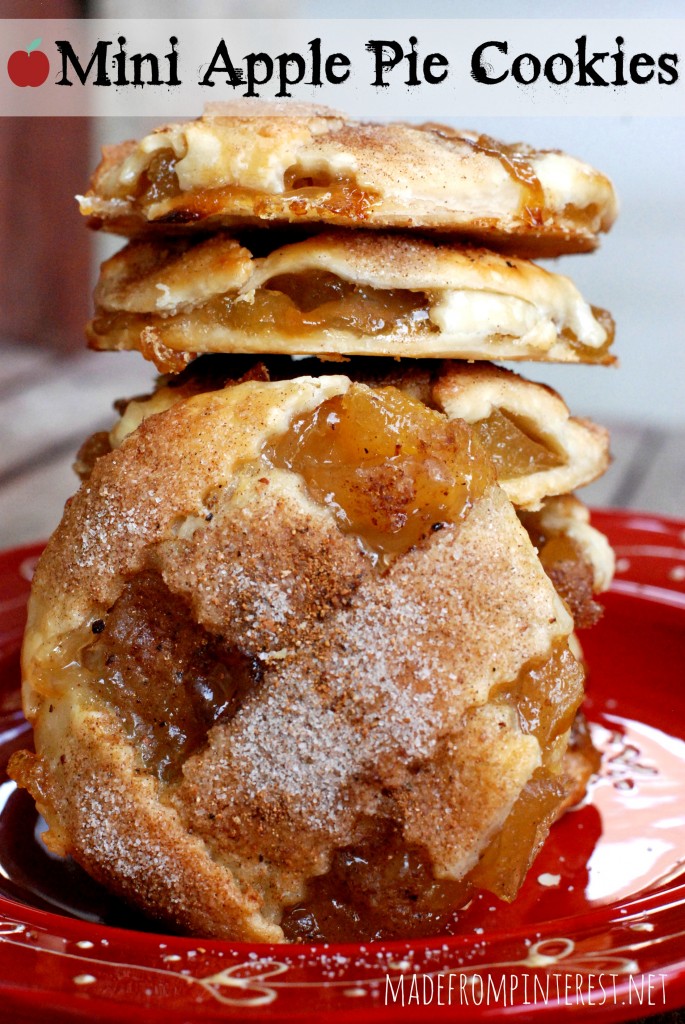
[1,0,683,548]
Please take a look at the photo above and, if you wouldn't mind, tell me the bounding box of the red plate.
[1,510,685,1023]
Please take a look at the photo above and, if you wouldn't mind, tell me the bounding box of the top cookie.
[79,107,617,257]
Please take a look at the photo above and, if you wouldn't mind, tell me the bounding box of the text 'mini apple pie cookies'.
[11,105,618,943]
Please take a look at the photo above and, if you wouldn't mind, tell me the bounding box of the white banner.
[0,18,683,117]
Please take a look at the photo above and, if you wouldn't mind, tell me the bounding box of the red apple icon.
[8,38,50,88]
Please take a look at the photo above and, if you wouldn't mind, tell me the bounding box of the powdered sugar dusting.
[220,573,439,827]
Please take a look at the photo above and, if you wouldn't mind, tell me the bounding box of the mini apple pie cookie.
[80,355,610,516]
[79,106,617,256]
[87,232,615,368]
[11,373,588,941]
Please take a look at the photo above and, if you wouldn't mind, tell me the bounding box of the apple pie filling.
[472,407,564,478]
[90,270,435,347]
[265,384,493,561]
[214,271,434,338]
[91,264,614,365]
[79,572,261,783]
[522,518,603,629]
[134,149,380,224]
[281,822,473,942]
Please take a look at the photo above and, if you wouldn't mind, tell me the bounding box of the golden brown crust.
[93,234,253,313]
[16,375,580,939]
[78,108,617,256]
[520,493,616,595]
[24,704,281,940]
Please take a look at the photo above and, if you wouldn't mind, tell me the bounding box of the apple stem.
[26,38,42,53]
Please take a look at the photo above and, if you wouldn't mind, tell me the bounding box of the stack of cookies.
[11,107,617,943]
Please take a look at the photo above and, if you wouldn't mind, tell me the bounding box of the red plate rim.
[0,507,684,1022]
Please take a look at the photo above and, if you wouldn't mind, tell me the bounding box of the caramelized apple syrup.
[417,125,547,226]
[92,269,435,348]
[282,821,472,943]
[472,642,585,899]
[81,573,261,783]
[212,271,433,338]
[473,407,563,479]
[470,134,546,226]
